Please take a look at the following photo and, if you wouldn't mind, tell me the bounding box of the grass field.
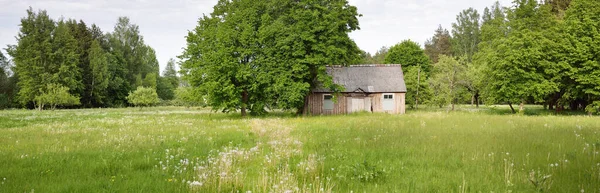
[1,106,599,192]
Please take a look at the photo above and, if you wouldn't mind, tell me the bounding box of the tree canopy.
[180,0,361,116]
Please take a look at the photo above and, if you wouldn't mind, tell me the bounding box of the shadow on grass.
[406,105,589,116]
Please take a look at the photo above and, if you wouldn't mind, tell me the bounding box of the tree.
[181,0,361,116]
[424,25,453,64]
[385,40,432,108]
[106,17,158,107]
[34,83,80,110]
[562,0,600,110]
[385,40,431,72]
[360,47,388,64]
[126,86,159,109]
[66,19,93,107]
[52,19,83,98]
[142,72,157,89]
[163,58,179,88]
[174,87,202,108]
[0,51,10,108]
[429,55,467,110]
[156,76,175,100]
[481,0,566,113]
[8,8,82,107]
[7,8,55,107]
[452,8,481,63]
[88,40,109,106]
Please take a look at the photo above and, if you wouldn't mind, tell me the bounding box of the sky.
[0,0,512,72]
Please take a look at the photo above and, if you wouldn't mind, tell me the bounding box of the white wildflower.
[189,181,202,187]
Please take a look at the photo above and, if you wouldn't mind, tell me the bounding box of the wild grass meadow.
[1,106,599,192]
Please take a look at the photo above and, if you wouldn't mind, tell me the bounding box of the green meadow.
[1,107,599,192]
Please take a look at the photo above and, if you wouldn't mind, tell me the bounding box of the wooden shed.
[305,64,407,115]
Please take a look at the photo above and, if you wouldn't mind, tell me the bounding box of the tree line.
[360,0,599,114]
[0,7,182,109]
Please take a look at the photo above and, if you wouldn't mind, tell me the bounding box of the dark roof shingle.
[314,64,407,93]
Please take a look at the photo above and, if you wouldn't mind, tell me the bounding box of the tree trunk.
[299,94,309,115]
[452,102,455,111]
[471,95,475,107]
[241,90,248,117]
[475,93,480,108]
[508,103,516,114]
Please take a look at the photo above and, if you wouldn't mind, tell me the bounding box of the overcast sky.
[0,0,512,72]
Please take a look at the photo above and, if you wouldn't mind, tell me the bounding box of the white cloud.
[0,0,513,70]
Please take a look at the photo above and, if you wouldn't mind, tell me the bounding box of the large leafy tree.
[562,0,600,109]
[181,0,361,116]
[429,55,467,110]
[106,17,158,106]
[385,40,431,72]
[452,8,481,63]
[481,0,567,113]
[8,8,82,107]
[384,40,432,108]
[7,8,55,106]
[259,0,362,114]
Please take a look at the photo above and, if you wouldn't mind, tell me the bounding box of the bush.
[127,86,160,109]
[174,87,203,108]
[34,83,81,110]
[585,101,600,116]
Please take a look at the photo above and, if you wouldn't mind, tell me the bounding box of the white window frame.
[323,94,334,110]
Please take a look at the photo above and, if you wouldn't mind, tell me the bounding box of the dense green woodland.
[2,0,600,115]
[1,8,180,109]
[363,0,600,114]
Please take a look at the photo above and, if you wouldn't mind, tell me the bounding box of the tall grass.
[0,107,598,192]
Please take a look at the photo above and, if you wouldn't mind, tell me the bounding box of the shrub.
[174,87,203,108]
[127,86,160,109]
[34,83,80,110]
[585,101,600,116]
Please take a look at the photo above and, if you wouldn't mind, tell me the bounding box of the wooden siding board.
[308,92,405,115]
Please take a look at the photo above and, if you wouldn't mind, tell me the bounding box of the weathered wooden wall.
[307,93,347,115]
[366,93,406,114]
[307,93,405,115]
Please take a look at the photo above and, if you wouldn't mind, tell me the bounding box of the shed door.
[383,93,395,111]
[351,98,365,112]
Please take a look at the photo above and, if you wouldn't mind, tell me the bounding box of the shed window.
[383,93,394,111]
[323,94,334,110]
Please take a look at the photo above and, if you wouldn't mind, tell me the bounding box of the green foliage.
[385,40,432,108]
[181,0,361,116]
[34,83,81,110]
[385,40,431,73]
[126,86,159,108]
[174,87,203,107]
[452,7,481,62]
[424,25,453,64]
[88,40,109,106]
[162,58,179,89]
[585,101,600,115]
[429,55,467,110]
[8,8,82,107]
[478,1,567,112]
[360,47,388,64]
[156,76,175,100]
[142,73,157,89]
[403,66,432,109]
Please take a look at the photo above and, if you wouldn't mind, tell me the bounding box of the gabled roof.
[314,64,407,93]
